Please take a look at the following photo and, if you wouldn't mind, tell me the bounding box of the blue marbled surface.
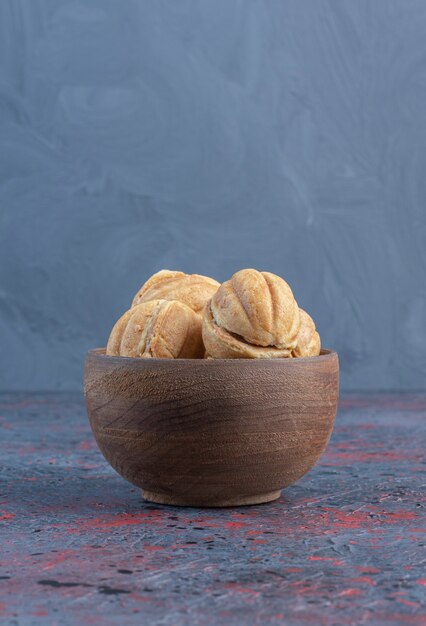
[1,393,425,624]
[1,1,425,390]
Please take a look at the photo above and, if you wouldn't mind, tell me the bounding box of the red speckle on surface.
[320,508,374,530]
[76,462,99,470]
[223,521,247,529]
[128,593,152,603]
[32,609,49,617]
[350,577,376,586]
[397,599,420,608]
[53,511,164,533]
[417,579,426,586]
[319,507,418,530]
[143,545,164,551]
[224,583,259,595]
[308,556,345,567]
[339,588,363,597]
[77,440,95,450]
[387,511,418,521]
[41,550,75,570]
[0,511,15,521]
[289,580,320,595]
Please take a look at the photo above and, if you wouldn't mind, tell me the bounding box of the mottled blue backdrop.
[1,0,425,390]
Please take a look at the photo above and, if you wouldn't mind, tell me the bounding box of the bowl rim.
[86,347,337,365]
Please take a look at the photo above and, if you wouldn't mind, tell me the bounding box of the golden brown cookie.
[106,299,204,359]
[202,269,300,359]
[292,309,321,358]
[132,270,220,315]
[202,305,293,359]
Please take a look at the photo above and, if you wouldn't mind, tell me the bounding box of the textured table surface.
[1,393,425,625]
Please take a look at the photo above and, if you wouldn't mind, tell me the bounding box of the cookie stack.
[106,269,320,359]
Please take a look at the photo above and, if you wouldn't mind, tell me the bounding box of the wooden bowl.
[84,349,339,507]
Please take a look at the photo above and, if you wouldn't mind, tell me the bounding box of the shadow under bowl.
[84,349,339,507]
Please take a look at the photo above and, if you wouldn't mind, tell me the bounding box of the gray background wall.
[1,0,425,391]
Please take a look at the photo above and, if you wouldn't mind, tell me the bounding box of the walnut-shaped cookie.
[132,270,219,315]
[202,269,300,359]
[203,306,293,359]
[106,299,204,359]
[292,309,321,358]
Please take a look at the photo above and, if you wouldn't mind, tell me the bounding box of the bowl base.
[141,489,282,508]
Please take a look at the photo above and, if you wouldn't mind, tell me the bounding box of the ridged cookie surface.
[107,299,204,359]
[292,309,321,358]
[132,270,219,314]
[202,269,300,359]
[202,305,292,359]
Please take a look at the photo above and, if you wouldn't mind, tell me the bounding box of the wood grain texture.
[84,349,339,506]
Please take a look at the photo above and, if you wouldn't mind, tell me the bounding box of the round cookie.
[202,269,300,359]
[107,299,204,359]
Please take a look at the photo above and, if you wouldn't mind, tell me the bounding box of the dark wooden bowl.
[84,349,339,507]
